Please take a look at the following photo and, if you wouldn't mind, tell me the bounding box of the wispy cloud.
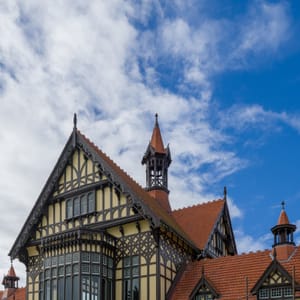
[0,0,296,284]
[219,104,300,134]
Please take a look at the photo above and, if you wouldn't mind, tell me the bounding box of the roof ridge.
[172,198,224,213]
[78,130,144,190]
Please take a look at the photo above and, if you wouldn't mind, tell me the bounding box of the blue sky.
[1,0,300,284]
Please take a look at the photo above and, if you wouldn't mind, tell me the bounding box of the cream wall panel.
[149,276,156,300]
[161,278,165,300]
[116,281,122,299]
[48,205,54,225]
[104,187,110,209]
[65,165,71,182]
[149,264,156,275]
[97,190,103,211]
[112,190,118,207]
[141,278,147,300]
[27,247,39,257]
[141,265,147,276]
[55,203,60,223]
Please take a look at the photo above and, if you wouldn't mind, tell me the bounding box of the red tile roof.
[7,265,16,278]
[78,131,197,249]
[172,199,225,249]
[150,114,166,153]
[278,209,290,225]
[170,246,300,300]
[0,287,26,300]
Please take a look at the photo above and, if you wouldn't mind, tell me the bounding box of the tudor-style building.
[5,115,300,300]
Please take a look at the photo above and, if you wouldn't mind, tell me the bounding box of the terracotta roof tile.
[170,247,300,300]
[278,209,290,225]
[7,265,16,278]
[172,199,225,249]
[0,288,26,300]
[150,115,165,154]
[77,131,197,249]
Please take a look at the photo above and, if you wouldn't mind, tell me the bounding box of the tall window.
[123,256,139,300]
[39,252,113,300]
[66,191,95,219]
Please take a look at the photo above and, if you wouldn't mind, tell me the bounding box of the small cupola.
[271,201,296,260]
[1,263,19,299]
[142,114,172,212]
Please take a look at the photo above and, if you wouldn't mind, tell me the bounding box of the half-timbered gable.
[251,260,295,300]
[172,197,236,258]
[9,116,201,300]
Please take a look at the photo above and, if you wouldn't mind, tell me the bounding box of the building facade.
[5,115,300,300]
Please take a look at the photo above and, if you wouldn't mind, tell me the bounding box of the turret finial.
[224,186,227,201]
[155,113,158,125]
[281,201,285,210]
[73,113,77,130]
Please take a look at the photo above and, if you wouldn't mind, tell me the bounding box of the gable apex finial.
[155,113,158,126]
[73,113,77,130]
[223,186,227,201]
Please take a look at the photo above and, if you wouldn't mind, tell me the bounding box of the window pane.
[66,200,73,218]
[58,278,64,300]
[132,278,139,300]
[45,280,51,300]
[82,276,90,300]
[88,192,95,213]
[91,276,99,300]
[81,194,87,214]
[73,275,79,300]
[66,277,72,300]
[52,279,57,300]
[74,197,80,216]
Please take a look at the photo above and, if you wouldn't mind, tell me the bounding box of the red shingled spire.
[150,113,166,154]
[277,201,290,225]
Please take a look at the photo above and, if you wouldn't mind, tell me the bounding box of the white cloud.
[0,0,295,286]
[220,104,300,134]
[235,230,272,253]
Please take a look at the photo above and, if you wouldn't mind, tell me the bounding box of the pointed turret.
[271,201,296,260]
[142,114,172,212]
[1,263,19,299]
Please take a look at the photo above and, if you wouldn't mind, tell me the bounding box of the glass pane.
[132,256,139,266]
[66,277,72,300]
[132,278,139,300]
[73,263,79,274]
[88,192,95,213]
[52,280,57,300]
[45,280,51,300]
[73,275,79,300]
[66,200,73,218]
[66,253,72,264]
[74,197,80,216]
[66,265,71,275]
[82,263,90,273]
[58,255,64,265]
[81,194,87,214]
[82,252,90,262]
[73,252,80,262]
[91,276,99,300]
[58,277,64,300]
[52,256,58,266]
[82,276,90,300]
[91,264,100,274]
[124,257,131,267]
[91,253,100,263]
